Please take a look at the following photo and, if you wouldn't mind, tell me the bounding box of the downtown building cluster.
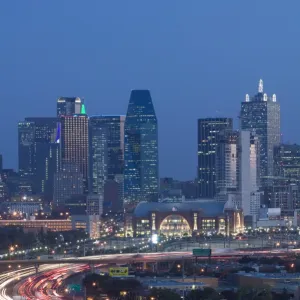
[0,79,298,238]
[0,91,159,237]
[197,79,300,228]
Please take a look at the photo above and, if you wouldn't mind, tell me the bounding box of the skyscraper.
[18,121,35,179]
[238,131,261,217]
[124,90,159,204]
[61,114,89,193]
[89,115,125,209]
[25,117,59,199]
[89,118,108,196]
[53,162,83,207]
[197,118,233,198]
[240,79,280,186]
[57,97,82,117]
[216,130,239,201]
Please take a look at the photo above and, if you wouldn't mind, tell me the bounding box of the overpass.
[0,249,295,273]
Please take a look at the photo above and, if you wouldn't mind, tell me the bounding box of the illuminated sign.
[109,267,129,277]
[152,234,158,244]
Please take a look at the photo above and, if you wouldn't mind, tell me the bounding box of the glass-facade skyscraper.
[240,79,280,186]
[124,90,159,204]
[197,118,233,198]
[89,115,125,210]
[89,117,108,196]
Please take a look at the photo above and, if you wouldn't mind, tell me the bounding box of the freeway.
[0,248,299,299]
[0,248,299,266]
[0,264,71,300]
[16,264,92,300]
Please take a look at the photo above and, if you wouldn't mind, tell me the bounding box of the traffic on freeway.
[0,248,300,299]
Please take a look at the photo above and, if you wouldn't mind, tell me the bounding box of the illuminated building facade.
[124,90,159,204]
[127,201,243,238]
[0,219,72,232]
[197,118,233,198]
[60,113,89,193]
[240,80,280,186]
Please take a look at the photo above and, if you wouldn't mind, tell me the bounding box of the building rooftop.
[238,272,300,279]
[134,201,226,217]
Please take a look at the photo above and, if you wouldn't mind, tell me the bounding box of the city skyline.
[10,80,294,183]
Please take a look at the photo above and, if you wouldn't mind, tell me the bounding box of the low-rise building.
[126,200,243,238]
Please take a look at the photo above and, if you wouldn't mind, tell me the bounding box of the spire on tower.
[258,79,263,93]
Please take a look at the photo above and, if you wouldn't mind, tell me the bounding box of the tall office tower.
[0,154,3,172]
[197,118,233,198]
[53,163,83,207]
[216,130,239,201]
[18,121,35,179]
[89,115,125,210]
[56,97,82,117]
[274,144,300,180]
[240,79,280,186]
[61,114,89,193]
[89,118,108,197]
[124,90,159,204]
[238,131,261,217]
[264,143,300,209]
[25,117,59,200]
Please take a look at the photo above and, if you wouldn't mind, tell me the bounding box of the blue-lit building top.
[124,90,159,203]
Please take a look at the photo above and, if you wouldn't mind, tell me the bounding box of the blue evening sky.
[0,1,298,180]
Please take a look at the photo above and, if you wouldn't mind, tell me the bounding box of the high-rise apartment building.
[124,90,159,204]
[60,114,89,193]
[197,118,233,198]
[89,115,125,210]
[57,97,82,117]
[240,80,280,186]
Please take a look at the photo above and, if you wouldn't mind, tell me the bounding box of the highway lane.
[0,248,299,299]
[17,264,88,299]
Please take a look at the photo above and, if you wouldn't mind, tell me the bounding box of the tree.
[186,287,221,300]
[221,289,238,300]
[148,288,181,300]
[237,286,272,300]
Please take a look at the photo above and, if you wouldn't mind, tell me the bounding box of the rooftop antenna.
[258,79,263,93]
